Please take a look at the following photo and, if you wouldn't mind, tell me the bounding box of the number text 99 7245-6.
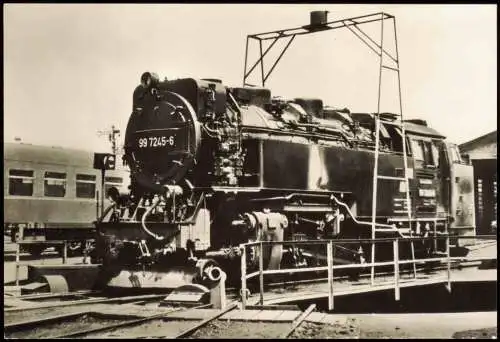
[138,136,175,148]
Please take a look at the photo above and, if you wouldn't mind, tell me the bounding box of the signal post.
[93,153,116,217]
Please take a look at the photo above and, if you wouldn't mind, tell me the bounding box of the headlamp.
[140,72,160,88]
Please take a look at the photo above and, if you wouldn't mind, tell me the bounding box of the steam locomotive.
[93,72,475,289]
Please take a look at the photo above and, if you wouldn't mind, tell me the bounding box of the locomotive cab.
[446,143,476,246]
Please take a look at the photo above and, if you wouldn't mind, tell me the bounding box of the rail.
[13,240,70,286]
[239,235,497,310]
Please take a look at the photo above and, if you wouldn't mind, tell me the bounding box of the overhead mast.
[369,13,416,285]
[243,11,417,284]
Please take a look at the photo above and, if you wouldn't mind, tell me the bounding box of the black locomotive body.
[93,73,475,288]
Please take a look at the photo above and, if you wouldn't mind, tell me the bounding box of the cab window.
[431,142,440,166]
[450,145,463,164]
[410,139,424,161]
[9,169,34,196]
[410,138,437,167]
[422,141,436,167]
[44,171,67,197]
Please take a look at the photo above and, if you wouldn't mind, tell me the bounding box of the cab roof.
[403,121,445,139]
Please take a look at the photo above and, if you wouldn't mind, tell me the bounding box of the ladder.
[370,14,417,285]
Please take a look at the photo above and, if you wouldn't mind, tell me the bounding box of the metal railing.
[14,240,70,286]
[240,235,496,310]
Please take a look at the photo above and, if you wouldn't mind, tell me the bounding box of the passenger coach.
[4,142,129,256]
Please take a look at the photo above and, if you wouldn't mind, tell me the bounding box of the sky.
[4,4,497,153]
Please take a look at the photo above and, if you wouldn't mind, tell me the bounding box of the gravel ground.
[353,312,497,339]
[452,327,497,339]
[190,320,293,339]
[5,309,497,339]
[4,306,92,325]
[291,316,498,339]
[88,319,199,338]
[5,314,129,339]
[291,319,359,339]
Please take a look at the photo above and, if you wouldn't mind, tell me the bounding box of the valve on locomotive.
[323,208,345,238]
[264,96,288,118]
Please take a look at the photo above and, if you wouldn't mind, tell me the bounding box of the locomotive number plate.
[135,126,188,152]
[137,135,175,148]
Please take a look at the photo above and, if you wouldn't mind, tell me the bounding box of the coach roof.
[4,142,95,167]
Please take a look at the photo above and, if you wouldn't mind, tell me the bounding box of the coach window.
[9,169,34,196]
[44,171,67,197]
[104,176,123,194]
[76,174,96,199]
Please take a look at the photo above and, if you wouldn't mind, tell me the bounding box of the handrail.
[14,239,69,286]
[241,234,497,247]
[239,235,496,309]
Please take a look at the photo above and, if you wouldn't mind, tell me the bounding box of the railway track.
[5,299,317,339]
[4,296,237,339]
[4,293,169,313]
[4,288,320,339]
[53,303,235,339]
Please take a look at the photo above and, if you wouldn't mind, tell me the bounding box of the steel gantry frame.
[243,12,395,87]
[242,12,417,284]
